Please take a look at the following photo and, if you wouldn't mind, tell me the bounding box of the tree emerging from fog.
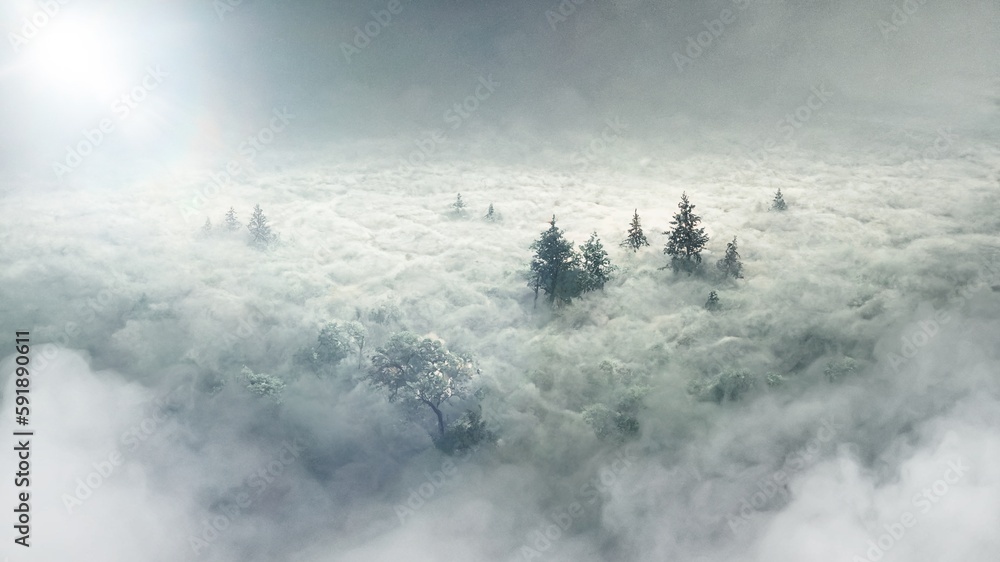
[528,215,583,306]
[436,407,497,455]
[452,193,467,217]
[771,188,788,211]
[705,290,720,310]
[247,203,277,249]
[717,236,744,280]
[621,209,650,252]
[240,366,286,404]
[295,322,352,378]
[225,206,240,231]
[343,321,368,370]
[580,231,616,291]
[689,368,757,403]
[663,192,709,274]
[366,332,477,437]
[582,361,649,441]
[484,202,501,222]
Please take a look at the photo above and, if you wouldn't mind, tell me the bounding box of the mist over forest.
[1,0,999,561]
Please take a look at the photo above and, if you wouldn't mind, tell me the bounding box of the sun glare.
[26,18,126,98]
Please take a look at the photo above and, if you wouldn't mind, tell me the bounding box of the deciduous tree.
[295,322,352,378]
[366,332,477,437]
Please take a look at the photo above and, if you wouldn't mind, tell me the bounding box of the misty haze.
[1,0,999,561]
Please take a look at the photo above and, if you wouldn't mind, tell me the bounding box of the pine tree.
[484,203,498,222]
[580,231,616,291]
[663,192,709,274]
[202,217,212,233]
[621,209,649,252]
[225,207,240,231]
[705,291,720,311]
[247,204,276,249]
[528,215,582,307]
[770,188,787,211]
[452,193,467,216]
[716,236,744,279]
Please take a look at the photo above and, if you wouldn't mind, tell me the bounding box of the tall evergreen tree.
[247,204,276,249]
[770,188,787,211]
[716,236,744,279]
[705,291,720,311]
[225,207,240,231]
[621,209,649,252]
[202,217,212,233]
[581,231,616,291]
[528,216,582,307]
[452,193,467,216]
[484,203,498,222]
[663,192,709,274]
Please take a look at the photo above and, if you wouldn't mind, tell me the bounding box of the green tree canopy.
[366,332,476,437]
[663,192,709,274]
[621,209,650,252]
[717,236,744,280]
[580,231,616,291]
[528,216,583,306]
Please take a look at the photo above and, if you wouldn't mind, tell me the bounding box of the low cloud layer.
[1,0,999,560]
[3,130,1000,559]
